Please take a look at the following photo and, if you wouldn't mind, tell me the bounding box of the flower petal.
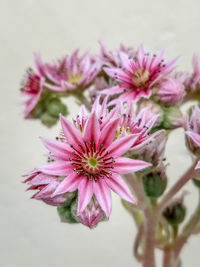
[77,178,93,214]
[98,118,120,148]
[114,157,151,174]
[60,114,83,147]
[106,135,138,157]
[83,112,100,144]
[53,173,81,196]
[186,131,200,146]
[195,160,200,170]
[40,137,73,160]
[106,173,136,204]
[100,86,125,96]
[93,179,112,217]
[37,161,70,176]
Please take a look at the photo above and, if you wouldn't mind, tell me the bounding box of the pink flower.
[117,102,162,153]
[21,69,45,118]
[99,41,136,67]
[23,170,66,206]
[78,196,105,228]
[37,111,151,217]
[185,106,200,156]
[100,45,177,103]
[188,54,200,89]
[156,77,185,105]
[39,50,101,92]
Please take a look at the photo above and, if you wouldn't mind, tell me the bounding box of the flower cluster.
[21,42,200,267]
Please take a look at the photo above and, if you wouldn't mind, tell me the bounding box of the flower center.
[132,68,150,88]
[68,141,115,181]
[88,157,98,167]
[68,73,82,85]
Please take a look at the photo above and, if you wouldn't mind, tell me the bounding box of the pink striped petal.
[100,86,124,96]
[93,179,112,217]
[98,118,120,148]
[34,180,58,199]
[83,112,100,144]
[77,177,93,214]
[186,131,200,146]
[41,137,73,160]
[106,173,136,204]
[53,173,81,196]
[195,160,200,170]
[106,135,138,157]
[37,161,70,176]
[114,157,151,174]
[60,115,83,146]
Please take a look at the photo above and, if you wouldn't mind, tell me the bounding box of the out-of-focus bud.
[41,112,58,127]
[185,106,200,156]
[71,196,107,229]
[142,164,167,198]
[187,54,200,90]
[163,197,186,227]
[46,97,67,117]
[156,77,185,106]
[162,106,183,129]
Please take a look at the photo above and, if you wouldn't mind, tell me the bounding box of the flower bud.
[41,112,59,127]
[163,202,186,227]
[162,106,183,129]
[71,196,107,229]
[46,97,67,117]
[142,167,167,198]
[156,77,185,105]
[185,106,200,156]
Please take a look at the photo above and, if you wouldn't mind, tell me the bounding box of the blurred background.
[0,0,200,266]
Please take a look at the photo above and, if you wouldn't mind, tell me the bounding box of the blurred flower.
[187,54,200,89]
[99,41,136,68]
[185,106,200,156]
[21,69,45,118]
[100,44,177,103]
[116,102,162,153]
[156,77,185,105]
[40,50,101,92]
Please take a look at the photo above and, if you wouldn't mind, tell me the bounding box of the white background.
[0,0,200,266]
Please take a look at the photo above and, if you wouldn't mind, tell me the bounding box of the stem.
[74,91,91,111]
[157,162,197,214]
[124,174,156,267]
[143,207,156,267]
[134,225,144,262]
[173,195,200,260]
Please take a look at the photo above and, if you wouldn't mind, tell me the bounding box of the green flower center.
[88,157,98,167]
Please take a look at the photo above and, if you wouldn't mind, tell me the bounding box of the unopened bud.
[41,112,58,127]
[163,203,186,227]
[47,97,67,117]
[162,106,183,129]
[142,170,167,198]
